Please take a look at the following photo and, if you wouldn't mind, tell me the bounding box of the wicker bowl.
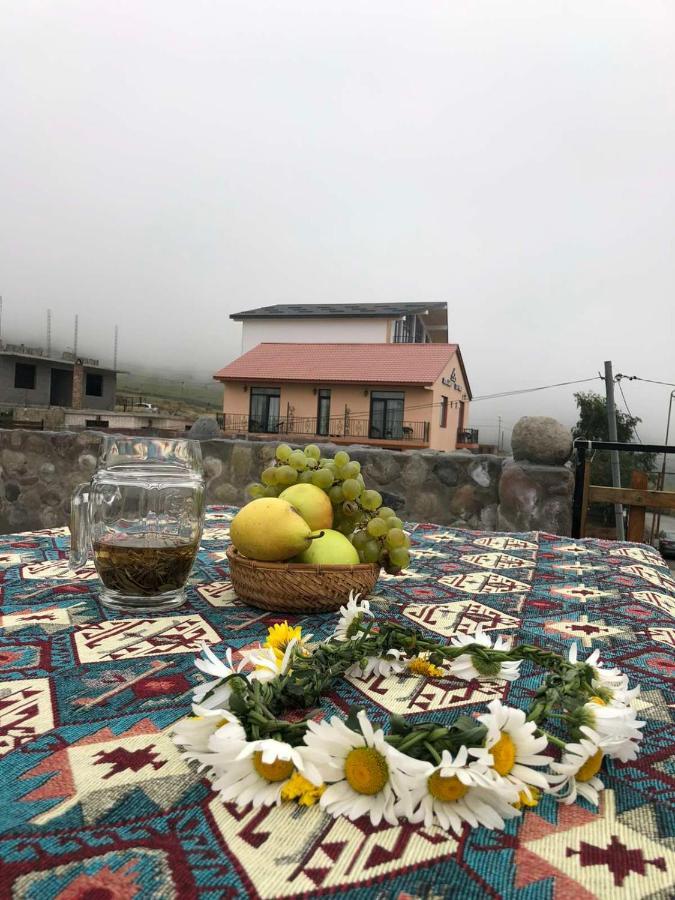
[226,545,380,613]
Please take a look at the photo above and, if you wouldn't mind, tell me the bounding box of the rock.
[230,443,253,483]
[4,482,20,502]
[433,458,459,487]
[362,454,401,485]
[203,456,223,478]
[498,460,574,534]
[1,449,26,475]
[188,416,224,440]
[449,484,481,517]
[469,461,491,487]
[78,453,97,474]
[511,416,572,466]
[213,482,240,504]
[378,491,405,511]
[401,455,429,490]
[39,462,57,482]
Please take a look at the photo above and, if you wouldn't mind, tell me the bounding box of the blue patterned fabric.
[1,507,674,898]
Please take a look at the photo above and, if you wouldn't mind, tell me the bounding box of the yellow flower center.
[280,772,326,806]
[427,771,469,802]
[576,749,603,782]
[514,786,540,809]
[588,696,606,706]
[344,747,389,795]
[252,751,294,783]
[491,733,517,775]
[265,622,303,656]
[408,657,445,678]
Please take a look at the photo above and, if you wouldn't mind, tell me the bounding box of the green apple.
[294,528,360,565]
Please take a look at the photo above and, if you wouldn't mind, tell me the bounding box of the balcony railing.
[457,428,479,444]
[219,414,430,443]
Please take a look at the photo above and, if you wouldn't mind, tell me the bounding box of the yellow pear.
[230,498,313,561]
[295,529,360,566]
[278,483,333,531]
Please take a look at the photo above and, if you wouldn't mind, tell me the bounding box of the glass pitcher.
[70,436,206,611]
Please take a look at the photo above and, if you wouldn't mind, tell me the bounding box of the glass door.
[369,391,405,440]
[317,389,331,435]
[249,387,281,433]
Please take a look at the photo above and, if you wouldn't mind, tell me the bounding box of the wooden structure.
[572,439,675,540]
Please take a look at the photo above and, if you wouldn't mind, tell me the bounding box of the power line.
[616,374,675,388]
[473,376,601,402]
[616,378,642,443]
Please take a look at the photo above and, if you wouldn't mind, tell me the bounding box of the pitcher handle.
[70,483,91,568]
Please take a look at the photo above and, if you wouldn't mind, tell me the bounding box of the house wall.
[82,368,117,410]
[428,350,471,452]
[0,357,53,406]
[0,357,116,410]
[221,381,438,445]
[240,318,390,353]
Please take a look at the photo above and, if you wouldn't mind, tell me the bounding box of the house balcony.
[218,414,431,449]
[456,427,479,449]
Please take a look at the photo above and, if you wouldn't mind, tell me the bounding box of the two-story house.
[214,303,477,452]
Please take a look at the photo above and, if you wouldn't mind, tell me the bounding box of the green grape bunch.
[244,443,411,572]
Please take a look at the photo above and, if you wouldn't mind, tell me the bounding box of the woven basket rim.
[226,545,379,575]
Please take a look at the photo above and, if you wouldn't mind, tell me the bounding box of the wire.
[616,378,642,443]
[472,376,602,402]
[616,375,675,388]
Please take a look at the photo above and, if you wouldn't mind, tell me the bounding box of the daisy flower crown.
[173,593,645,832]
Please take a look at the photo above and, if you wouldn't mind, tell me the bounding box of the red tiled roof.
[213,343,461,387]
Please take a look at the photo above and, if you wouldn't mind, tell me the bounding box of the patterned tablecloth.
[1,506,675,899]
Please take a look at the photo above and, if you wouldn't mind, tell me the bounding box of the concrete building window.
[15,363,36,390]
[85,373,103,397]
[440,396,448,428]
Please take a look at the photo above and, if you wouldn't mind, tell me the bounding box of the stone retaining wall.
[0,429,575,535]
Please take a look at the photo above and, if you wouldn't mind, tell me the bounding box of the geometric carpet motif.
[0,506,673,899]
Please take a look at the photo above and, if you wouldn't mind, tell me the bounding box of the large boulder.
[511,416,572,466]
[188,416,224,440]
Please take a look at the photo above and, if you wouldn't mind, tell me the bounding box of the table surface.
[1,506,675,899]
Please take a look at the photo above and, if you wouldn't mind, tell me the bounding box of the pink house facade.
[213,342,475,452]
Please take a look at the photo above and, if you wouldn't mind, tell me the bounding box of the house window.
[317,389,331,435]
[85,373,103,397]
[15,363,36,390]
[370,391,405,440]
[85,419,109,428]
[249,387,281,433]
[440,396,448,428]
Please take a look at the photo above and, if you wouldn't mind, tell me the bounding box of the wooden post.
[626,470,648,543]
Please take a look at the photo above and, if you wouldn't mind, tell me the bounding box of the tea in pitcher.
[92,533,200,597]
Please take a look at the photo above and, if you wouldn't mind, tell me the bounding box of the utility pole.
[46,309,52,356]
[604,360,624,540]
[113,325,119,370]
[497,416,502,452]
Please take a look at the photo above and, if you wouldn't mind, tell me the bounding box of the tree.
[573,391,656,523]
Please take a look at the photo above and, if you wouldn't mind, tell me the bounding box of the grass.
[116,373,222,417]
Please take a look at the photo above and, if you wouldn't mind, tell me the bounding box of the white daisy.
[347,649,406,679]
[192,644,244,708]
[173,705,248,772]
[478,700,550,794]
[547,727,608,806]
[398,745,521,832]
[449,629,521,682]
[333,592,373,641]
[578,699,644,762]
[239,638,298,682]
[210,737,318,807]
[302,709,423,826]
[568,644,637,702]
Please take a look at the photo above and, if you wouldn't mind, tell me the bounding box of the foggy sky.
[1,1,673,444]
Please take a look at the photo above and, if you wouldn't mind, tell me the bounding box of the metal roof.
[230,302,446,321]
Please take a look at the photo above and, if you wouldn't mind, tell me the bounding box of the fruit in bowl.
[237,444,412,573]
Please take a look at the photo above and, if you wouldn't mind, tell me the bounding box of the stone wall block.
[498,460,574,534]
